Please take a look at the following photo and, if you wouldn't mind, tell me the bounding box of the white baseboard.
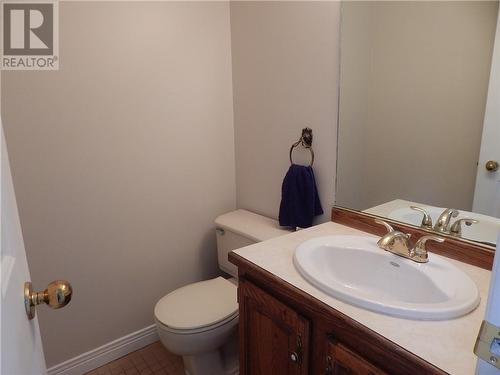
[47,325,159,375]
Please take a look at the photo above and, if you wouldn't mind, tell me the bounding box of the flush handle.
[24,280,73,320]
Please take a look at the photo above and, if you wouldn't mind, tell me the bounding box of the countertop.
[364,198,431,217]
[233,221,491,375]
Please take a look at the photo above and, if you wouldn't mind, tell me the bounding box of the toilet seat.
[154,277,238,333]
[156,311,238,335]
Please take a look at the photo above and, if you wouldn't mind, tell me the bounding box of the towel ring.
[289,127,314,167]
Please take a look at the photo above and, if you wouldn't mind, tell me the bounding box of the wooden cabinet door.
[326,340,388,375]
[238,279,310,375]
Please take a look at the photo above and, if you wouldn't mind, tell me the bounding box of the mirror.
[336,1,500,247]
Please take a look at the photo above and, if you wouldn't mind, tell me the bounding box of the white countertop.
[233,221,491,375]
[364,198,423,217]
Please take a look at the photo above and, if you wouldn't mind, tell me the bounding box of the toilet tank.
[215,210,290,276]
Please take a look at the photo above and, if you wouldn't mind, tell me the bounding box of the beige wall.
[337,1,498,211]
[1,2,235,367]
[230,1,340,223]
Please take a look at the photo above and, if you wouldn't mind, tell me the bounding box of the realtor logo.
[1,1,59,70]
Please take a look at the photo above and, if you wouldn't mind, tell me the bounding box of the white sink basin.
[294,235,480,320]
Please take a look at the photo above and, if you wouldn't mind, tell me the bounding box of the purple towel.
[279,164,323,228]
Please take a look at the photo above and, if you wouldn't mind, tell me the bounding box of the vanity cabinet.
[238,279,310,375]
[232,253,446,375]
[326,340,387,375]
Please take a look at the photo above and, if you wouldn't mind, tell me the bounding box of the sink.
[388,206,500,245]
[293,235,480,320]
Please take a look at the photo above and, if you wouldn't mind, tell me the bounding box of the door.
[1,122,47,375]
[473,7,500,218]
[238,279,310,375]
[326,340,388,375]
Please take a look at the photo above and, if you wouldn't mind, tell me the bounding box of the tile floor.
[84,341,185,375]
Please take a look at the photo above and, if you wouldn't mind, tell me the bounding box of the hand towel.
[279,164,323,229]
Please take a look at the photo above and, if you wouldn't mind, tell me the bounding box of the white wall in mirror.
[336,1,500,245]
[337,1,498,212]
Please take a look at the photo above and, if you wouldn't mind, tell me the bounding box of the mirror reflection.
[336,1,500,246]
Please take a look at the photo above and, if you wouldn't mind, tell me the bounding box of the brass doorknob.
[24,280,73,320]
[485,160,499,172]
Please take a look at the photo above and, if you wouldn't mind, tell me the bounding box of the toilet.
[154,209,289,375]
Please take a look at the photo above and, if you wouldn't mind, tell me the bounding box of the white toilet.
[154,209,289,375]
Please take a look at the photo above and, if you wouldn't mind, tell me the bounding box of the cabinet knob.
[290,352,299,362]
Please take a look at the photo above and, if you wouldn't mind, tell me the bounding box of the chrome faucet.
[376,220,412,255]
[375,219,444,263]
[434,208,459,233]
[411,205,479,239]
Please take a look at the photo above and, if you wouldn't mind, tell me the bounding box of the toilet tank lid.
[215,209,290,242]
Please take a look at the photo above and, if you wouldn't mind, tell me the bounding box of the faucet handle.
[410,206,433,229]
[449,218,479,237]
[411,235,445,263]
[375,219,411,238]
[374,219,395,234]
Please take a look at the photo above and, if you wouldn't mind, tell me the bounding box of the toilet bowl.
[154,210,289,375]
[155,277,239,374]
